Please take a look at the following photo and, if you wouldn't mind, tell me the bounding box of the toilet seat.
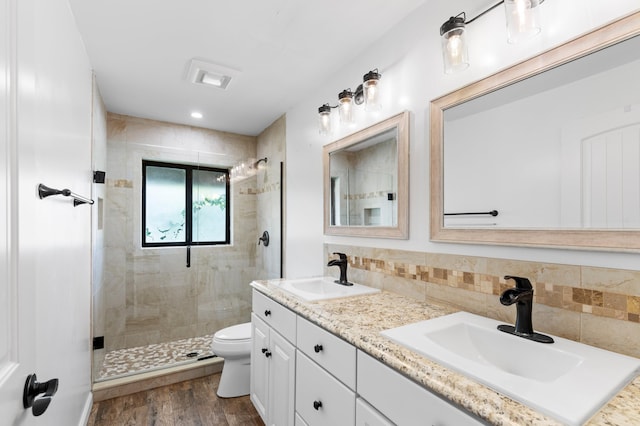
[213,322,251,342]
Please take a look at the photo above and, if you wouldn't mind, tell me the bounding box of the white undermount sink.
[265,276,380,301]
[381,311,640,425]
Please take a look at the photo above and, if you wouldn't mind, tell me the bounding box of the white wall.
[285,0,640,278]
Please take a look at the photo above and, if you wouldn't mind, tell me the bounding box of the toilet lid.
[214,322,251,341]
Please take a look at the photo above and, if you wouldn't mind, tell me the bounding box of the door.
[1,0,93,423]
[267,330,295,426]
[582,124,640,228]
[0,0,37,422]
[561,106,640,227]
[250,314,270,422]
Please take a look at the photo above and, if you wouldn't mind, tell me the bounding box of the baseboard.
[92,357,224,402]
[79,391,93,426]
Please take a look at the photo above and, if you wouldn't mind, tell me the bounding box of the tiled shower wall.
[256,115,285,279]
[101,113,261,351]
[326,244,640,359]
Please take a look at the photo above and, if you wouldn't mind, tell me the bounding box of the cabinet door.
[268,329,296,426]
[251,314,270,422]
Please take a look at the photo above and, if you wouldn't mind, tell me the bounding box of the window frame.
[142,160,231,247]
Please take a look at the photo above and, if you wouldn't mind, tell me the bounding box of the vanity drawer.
[357,350,483,426]
[356,398,393,426]
[296,316,356,389]
[296,351,355,426]
[295,413,309,426]
[252,290,296,344]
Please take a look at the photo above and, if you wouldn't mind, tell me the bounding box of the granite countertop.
[250,279,640,426]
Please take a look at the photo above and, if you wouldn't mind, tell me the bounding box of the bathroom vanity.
[249,279,640,426]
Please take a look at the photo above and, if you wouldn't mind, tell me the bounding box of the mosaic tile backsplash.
[326,244,640,358]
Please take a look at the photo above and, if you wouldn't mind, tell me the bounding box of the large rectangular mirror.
[324,111,409,238]
[430,12,640,251]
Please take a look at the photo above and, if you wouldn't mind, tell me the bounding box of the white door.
[0,0,38,422]
[1,0,93,423]
[582,124,640,228]
[561,105,640,227]
[267,331,295,426]
[250,314,270,422]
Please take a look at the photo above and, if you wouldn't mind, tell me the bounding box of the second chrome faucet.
[327,252,353,286]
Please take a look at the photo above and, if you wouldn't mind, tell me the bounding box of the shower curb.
[92,357,224,402]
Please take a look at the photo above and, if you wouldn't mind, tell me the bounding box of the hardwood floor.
[87,373,264,426]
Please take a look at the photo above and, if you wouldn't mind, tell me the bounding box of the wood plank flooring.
[87,373,264,426]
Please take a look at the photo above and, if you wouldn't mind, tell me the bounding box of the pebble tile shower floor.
[97,335,217,381]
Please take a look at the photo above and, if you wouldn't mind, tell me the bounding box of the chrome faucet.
[498,275,554,343]
[327,252,353,286]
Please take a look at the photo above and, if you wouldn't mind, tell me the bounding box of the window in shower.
[142,160,230,247]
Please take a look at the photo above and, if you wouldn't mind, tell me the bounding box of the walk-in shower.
[92,113,284,385]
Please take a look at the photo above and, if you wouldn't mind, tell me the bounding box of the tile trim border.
[348,255,640,323]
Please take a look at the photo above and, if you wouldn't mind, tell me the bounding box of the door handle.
[23,374,59,416]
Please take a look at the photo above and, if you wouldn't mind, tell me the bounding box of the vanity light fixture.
[440,13,469,74]
[338,89,354,125]
[362,69,382,111]
[191,111,203,119]
[440,0,545,74]
[317,69,382,135]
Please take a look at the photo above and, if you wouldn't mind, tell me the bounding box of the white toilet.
[211,322,252,398]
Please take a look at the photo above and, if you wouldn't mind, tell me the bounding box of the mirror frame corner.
[429,11,640,252]
[324,110,410,239]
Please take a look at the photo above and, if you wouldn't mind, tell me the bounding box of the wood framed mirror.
[430,12,640,251]
[324,111,409,239]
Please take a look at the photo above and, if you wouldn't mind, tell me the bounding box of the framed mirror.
[430,12,640,251]
[324,111,409,238]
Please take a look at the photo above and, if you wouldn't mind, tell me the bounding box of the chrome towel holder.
[38,183,94,207]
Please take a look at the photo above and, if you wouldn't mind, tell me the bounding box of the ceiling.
[68,0,428,136]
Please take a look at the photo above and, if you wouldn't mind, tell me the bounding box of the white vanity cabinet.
[250,291,297,426]
[250,289,486,426]
[357,351,485,426]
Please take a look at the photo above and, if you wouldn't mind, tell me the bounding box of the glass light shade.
[338,90,354,124]
[440,19,469,74]
[318,104,332,136]
[363,71,382,111]
[504,0,541,43]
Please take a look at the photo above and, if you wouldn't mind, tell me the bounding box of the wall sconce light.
[317,69,382,135]
[504,0,542,43]
[440,0,544,74]
[440,13,469,74]
[318,104,333,136]
[221,157,269,183]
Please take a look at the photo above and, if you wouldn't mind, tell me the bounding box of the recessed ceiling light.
[191,112,203,119]
[185,58,239,90]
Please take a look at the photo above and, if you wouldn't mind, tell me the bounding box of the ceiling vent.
[185,59,238,90]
